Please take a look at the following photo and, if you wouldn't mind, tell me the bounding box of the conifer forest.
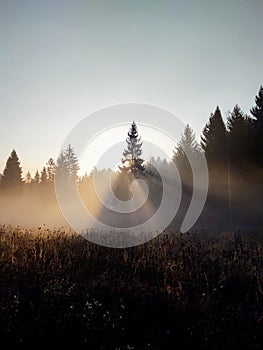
[0,86,263,349]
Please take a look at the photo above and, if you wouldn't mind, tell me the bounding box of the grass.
[0,225,263,349]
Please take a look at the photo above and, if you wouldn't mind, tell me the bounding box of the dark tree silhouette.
[227,105,252,165]
[251,85,263,126]
[201,106,228,166]
[250,85,263,166]
[173,124,202,185]
[119,121,144,175]
[171,125,203,229]
[1,149,23,191]
[201,107,229,229]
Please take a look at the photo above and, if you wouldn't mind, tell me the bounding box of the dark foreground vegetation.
[0,225,262,349]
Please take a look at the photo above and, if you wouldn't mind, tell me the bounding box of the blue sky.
[0,0,262,176]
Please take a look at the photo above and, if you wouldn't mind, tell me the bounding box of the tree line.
[0,85,262,230]
[0,144,79,192]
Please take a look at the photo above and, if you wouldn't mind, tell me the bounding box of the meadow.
[0,225,263,349]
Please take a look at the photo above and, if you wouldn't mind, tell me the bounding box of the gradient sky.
[0,0,262,176]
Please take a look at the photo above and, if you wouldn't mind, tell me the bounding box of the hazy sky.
[0,0,262,176]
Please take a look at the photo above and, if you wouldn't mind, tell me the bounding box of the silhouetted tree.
[40,167,48,184]
[33,170,40,184]
[25,171,32,184]
[1,150,23,191]
[46,158,55,183]
[65,144,79,181]
[201,107,229,228]
[227,105,251,165]
[201,106,228,166]
[56,151,68,182]
[173,124,203,186]
[250,85,263,166]
[119,121,144,175]
[56,144,79,182]
[251,85,263,127]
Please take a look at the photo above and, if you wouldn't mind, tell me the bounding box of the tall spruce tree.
[46,158,55,183]
[1,149,23,191]
[227,105,251,164]
[251,85,263,127]
[173,124,203,186]
[119,121,145,175]
[56,144,79,182]
[201,106,229,226]
[40,167,48,184]
[65,144,79,181]
[201,106,228,166]
[25,171,32,184]
[33,170,40,184]
[174,125,202,167]
[250,85,263,165]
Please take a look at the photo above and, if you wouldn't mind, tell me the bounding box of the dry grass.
[0,225,263,349]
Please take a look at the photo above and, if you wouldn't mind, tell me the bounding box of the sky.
[0,0,262,176]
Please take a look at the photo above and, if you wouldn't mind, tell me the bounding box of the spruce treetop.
[250,85,263,126]
[119,121,145,174]
[1,149,23,189]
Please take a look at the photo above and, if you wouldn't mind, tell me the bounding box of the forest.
[0,86,263,349]
[0,85,262,231]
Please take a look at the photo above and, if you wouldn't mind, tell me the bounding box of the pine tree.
[201,107,229,222]
[251,85,263,127]
[65,144,79,181]
[173,124,203,186]
[25,171,32,184]
[250,85,263,165]
[1,149,23,191]
[56,151,68,182]
[40,167,48,184]
[174,125,202,167]
[227,105,251,163]
[46,158,55,183]
[119,121,144,175]
[33,170,40,184]
[201,106,228,166]
[56,144,79,182]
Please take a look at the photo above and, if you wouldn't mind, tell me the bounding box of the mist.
[0,190,66,228]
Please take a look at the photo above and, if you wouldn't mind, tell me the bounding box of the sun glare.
[78,123,177,176]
